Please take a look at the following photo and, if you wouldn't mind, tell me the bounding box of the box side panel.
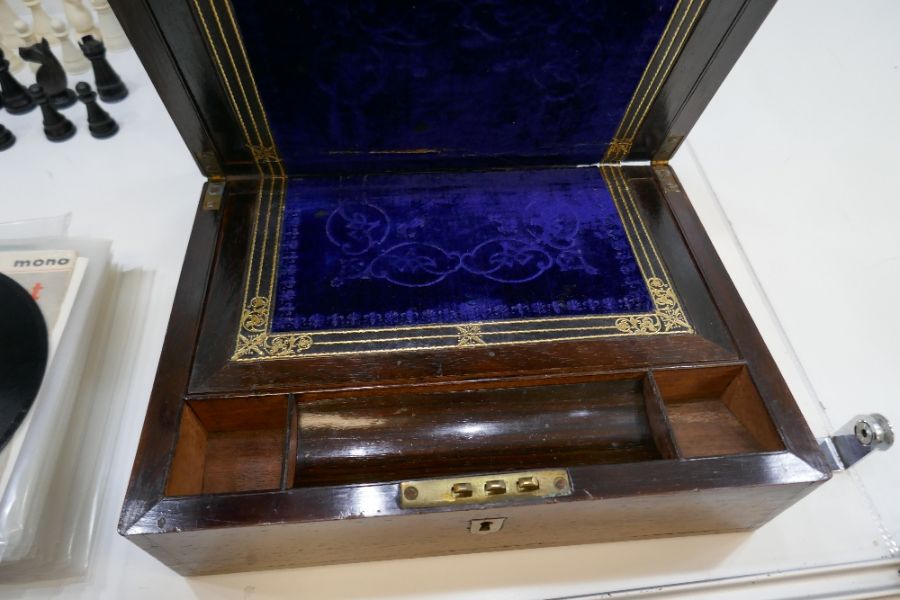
[651,164,829,473]
[118,181,258,533]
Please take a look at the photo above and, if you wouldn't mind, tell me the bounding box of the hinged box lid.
[115,0,775,177]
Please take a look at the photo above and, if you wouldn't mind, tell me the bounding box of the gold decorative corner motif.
[457,324,486,347]
[647,277,689,331]
[248,144,280,163]
[615,315,661,334]
[233,296,314,360]
[234,332,314,360]
[615,277,690,335]
[607,138,633,161]
[240,296,269,332]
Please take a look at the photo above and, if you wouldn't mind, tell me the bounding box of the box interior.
[150,0,792,513]
[165,364,786,497]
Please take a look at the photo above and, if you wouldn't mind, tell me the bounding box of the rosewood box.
[114,0,835,575]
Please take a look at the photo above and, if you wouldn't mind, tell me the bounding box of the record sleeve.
[0,273,48,452]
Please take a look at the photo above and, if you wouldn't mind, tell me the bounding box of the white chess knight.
[1,38,24,73]
[22,0,56,44]
[90,0,129,52]
[13,20,39,73]
[63,0,100,42]
[0,0,18,44]
[51,18,89,75]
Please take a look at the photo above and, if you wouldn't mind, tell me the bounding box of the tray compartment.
[294,376,667,487]
[652,365,784,458]
[166,395,290,495]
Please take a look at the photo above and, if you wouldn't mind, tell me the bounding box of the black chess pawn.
[19,39,77,109]
[76,82,118,139]
[29,84,76,142]
[0,123,15,151]
[79,36,128,102]
[0,48,36,115]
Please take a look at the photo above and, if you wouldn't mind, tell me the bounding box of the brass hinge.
[197,150,224,177]
[653,135,684,163]
[202,179,226,210]
[652,165,681,194]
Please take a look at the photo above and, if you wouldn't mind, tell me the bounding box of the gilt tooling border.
[231,167,692,360]
[187,0,697,360]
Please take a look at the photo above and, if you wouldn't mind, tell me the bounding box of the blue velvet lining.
[271,168,652,333]
[229,0,677,173]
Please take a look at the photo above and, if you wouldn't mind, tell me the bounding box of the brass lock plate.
[400,469,571,508]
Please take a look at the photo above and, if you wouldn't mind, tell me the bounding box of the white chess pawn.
[22,0,56,44]
[0,0,18,44]
[14,20,39,73]
[51,18,89,75]
[1,38,24,73]
[90,0,129,52]
[63,0,100,42]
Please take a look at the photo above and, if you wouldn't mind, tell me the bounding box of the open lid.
[115,0,775,177]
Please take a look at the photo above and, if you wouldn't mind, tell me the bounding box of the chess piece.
[0,48,34,114]
[79,35,126,101]
[76,81,117,138]
[23,0,55,44]
[52,19,89,75]
[0,38,23,73]
[0,0,18,43]
[90,0,128,52]
[20,39,77,109]
[29,84,75,141]
[0,123,14,151]
[14,20,39,73]
[63,0,100,41]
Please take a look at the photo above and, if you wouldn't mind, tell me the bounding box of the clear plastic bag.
[0,215,114,579]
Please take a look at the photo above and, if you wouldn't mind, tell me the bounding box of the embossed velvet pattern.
[229,0,678,172]
[271,168,652,333]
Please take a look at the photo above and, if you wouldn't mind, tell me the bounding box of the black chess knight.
[0,48,36,115]
[20,39,77,109]
[79,36,128,102]
[0,123,15,151]
[76,82,118,139]
[29,84,76,142]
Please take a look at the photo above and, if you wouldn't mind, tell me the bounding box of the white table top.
[1,0,898,597]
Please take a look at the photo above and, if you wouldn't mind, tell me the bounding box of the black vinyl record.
[0,272,48,453]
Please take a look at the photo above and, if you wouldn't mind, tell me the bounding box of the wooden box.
[114,0,832,575]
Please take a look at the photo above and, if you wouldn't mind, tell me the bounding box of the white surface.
[0,0,899,597]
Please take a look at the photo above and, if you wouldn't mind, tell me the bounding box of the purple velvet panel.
[229,0,678,173]
[271,168,652,333]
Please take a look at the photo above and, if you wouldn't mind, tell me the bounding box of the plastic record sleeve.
[0,272,48,452]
